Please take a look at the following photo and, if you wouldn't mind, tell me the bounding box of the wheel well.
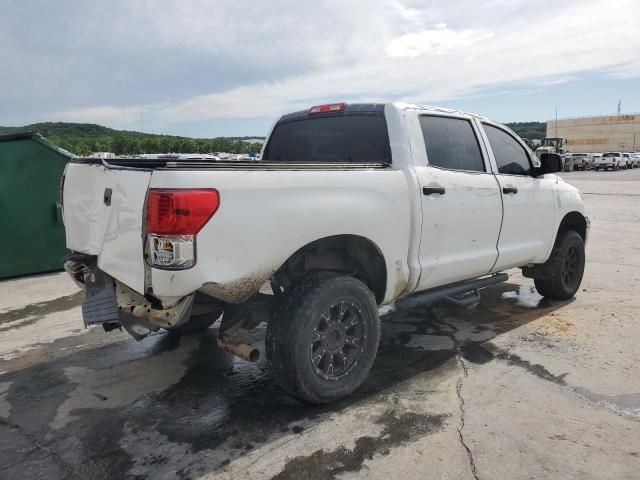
[273,235,387,304]
[558,212,587,242]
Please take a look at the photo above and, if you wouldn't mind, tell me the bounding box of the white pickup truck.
[594,152,627,170]
[62,102,588,403]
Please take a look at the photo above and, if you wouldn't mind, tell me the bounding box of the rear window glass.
[603,153,619,157]
[419,116,485,172]
[262,114,391,164]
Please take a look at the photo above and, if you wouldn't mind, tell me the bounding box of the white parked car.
[61,102,588,403]
[595,152,625,170]
[631,153,640,168]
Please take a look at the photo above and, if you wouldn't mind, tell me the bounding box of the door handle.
[502,186,518,194]
[423,186,446,195]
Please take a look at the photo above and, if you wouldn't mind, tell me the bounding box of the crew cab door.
[409,113,503,290]
[479,122,556,270]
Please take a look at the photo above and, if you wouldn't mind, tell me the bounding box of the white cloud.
[4,0,640,128]
[386,25,494,58]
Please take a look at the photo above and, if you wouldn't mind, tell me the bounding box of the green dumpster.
[0,132,74,278]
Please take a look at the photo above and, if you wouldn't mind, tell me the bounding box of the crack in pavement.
[455,352,479,480]
[432,316,480,480]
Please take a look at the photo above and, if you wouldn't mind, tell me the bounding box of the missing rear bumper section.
[64,257,194,339]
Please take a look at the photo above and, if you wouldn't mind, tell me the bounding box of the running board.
[395,273,509,310]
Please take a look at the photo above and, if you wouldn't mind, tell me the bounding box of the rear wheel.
[534,230,585,300]
[266,273,380,403]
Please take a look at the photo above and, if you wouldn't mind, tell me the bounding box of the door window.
[419,116,485,172]
[483,124,532,175]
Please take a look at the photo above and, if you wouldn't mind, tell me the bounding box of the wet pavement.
[1,169,639,479]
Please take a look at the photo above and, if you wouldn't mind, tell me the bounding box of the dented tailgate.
[63,162,151,293]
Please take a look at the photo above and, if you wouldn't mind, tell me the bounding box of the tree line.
[0,122,264,156]
[505,122,546,141]
[52,135,263,156]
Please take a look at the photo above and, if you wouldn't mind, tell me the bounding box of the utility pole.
[555,107,558,138]
[617,100,622,115]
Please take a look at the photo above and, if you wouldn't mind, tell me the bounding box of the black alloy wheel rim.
[310,301,366,381]
[562,246,580,287]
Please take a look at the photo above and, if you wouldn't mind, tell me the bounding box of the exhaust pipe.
[217,335,260,362]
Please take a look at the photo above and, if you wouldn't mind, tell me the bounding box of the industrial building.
[546,114,640,153]
[0,132,73,278]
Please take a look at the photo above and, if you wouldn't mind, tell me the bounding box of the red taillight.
[60,175,65,207]
[309,103,345,114]
[146,189,219,235]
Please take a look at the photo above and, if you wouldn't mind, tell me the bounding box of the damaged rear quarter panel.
[199,271,275,304]
[148,168,412,303]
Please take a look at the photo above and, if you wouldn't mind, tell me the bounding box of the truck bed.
[63,159,409,304]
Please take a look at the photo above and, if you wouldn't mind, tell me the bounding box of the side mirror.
[536,153,563,175]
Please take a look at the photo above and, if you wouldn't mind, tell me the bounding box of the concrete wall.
[546,114,640,153]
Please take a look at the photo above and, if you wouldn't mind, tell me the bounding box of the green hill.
[0,122,265,156]
[505,121,546,141]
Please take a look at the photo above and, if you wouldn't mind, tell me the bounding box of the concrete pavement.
[0,169,638,479]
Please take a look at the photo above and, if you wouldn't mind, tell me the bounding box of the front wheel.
[534,230,585,300]
[266,273,380,403]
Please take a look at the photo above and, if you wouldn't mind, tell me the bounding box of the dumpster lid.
[0,131,75,158]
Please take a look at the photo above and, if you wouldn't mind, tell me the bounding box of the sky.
[1,0,639,137]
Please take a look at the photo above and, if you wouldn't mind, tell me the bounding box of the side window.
[483,124,532,175]
[419,116,485,172]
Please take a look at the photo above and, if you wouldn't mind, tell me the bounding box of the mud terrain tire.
[266,273,380,403]
[534,230,585,300]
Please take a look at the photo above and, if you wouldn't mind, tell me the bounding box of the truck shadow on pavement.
[0,282,572,479]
